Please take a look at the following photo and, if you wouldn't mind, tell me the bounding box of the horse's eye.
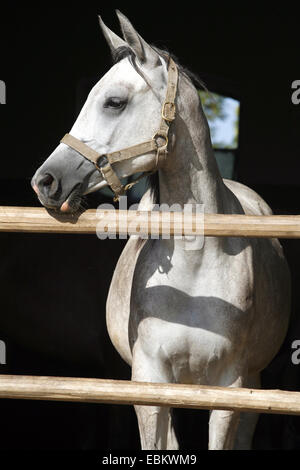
[104,97,127,109]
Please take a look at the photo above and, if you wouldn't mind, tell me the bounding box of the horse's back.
[223,178,273,216]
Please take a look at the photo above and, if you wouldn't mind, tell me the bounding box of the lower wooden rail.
[0,375,299,415]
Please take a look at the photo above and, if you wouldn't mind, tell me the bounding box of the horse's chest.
[130,245,253,383]
[134,315,234,384]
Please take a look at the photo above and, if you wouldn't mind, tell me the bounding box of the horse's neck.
[159,74,232,212]
[157,74,241,253]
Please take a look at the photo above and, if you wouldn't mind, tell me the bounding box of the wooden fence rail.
[1,206,300,238]
[0,375,300,415]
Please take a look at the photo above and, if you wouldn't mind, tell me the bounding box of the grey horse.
[31,11,291,449]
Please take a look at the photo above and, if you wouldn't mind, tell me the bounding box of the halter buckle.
[162,101,176,122]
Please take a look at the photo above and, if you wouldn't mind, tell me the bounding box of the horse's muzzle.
[31,171,61,207]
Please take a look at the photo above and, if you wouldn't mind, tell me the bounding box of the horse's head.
[31,11,175,212]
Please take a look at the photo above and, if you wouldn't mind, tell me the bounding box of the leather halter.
[60,57,178,201]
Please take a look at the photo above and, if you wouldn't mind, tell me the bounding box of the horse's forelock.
[112,46,135,65]
[112,46,152,89]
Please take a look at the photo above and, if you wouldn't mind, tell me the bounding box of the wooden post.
[0,375,300,415]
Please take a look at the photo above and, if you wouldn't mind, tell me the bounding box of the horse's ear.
[116,10,161,67]
[98,15,127,54]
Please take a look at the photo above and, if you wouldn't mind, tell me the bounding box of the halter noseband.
[60,57,178,201]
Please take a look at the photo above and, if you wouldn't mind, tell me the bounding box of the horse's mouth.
[33,179,85,214]
[60,184,83,213]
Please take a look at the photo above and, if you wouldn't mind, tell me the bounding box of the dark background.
[0,5,299,451]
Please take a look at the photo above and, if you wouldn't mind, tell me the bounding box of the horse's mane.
[111,45,207,204]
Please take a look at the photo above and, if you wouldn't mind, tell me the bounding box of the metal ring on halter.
[94,154,109,171]
[152,131,168,151]
[152,131,169,167]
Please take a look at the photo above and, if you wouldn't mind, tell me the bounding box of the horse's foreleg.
[209,409,240,450]
[234,372,261,450]
[134,404,178,450]
[208,375,243,450]
[132,345,178,450]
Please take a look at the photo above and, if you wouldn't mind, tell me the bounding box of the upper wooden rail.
[0,206,300,238]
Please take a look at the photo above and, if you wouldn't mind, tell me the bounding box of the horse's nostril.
[35,172,61,202]
[40,174,54,187]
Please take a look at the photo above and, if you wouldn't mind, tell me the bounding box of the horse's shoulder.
[223,178,273,216]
